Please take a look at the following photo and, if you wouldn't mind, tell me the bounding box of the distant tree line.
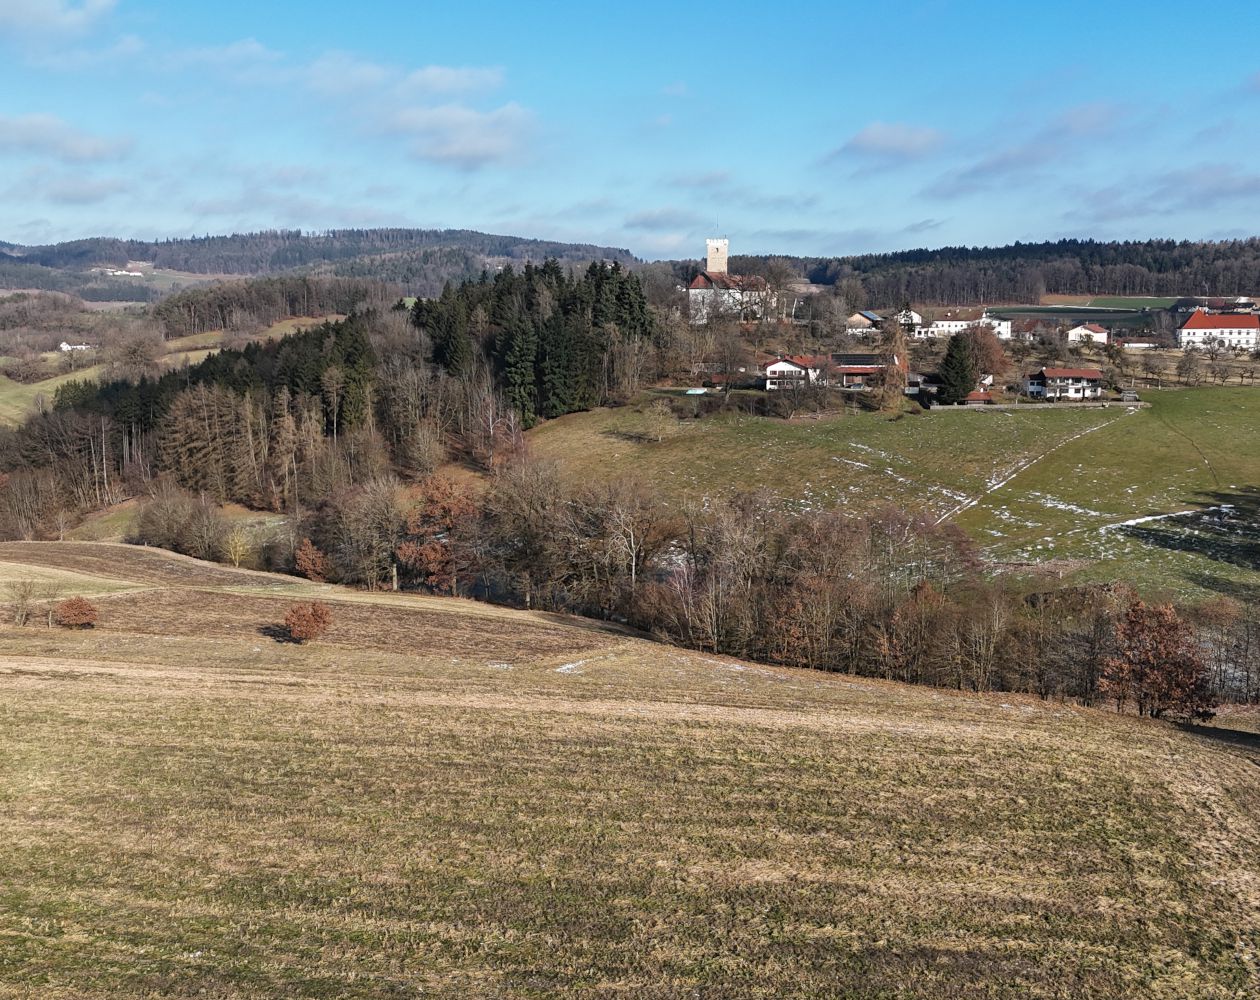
[4,229,637,276]
[729,238,1260,307]
[152,276,379,338]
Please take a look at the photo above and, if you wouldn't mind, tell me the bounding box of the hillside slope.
[528,388,1260,599]
[0,543,1256,998]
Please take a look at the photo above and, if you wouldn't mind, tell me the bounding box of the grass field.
[528,388,1260,599]
[0,542,1256,997]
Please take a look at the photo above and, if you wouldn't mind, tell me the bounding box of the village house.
[687,238,773,325]
[1177,309,1260,351]
[895,308,923,331]
[915,311,1013,341]
[1066,322,1109,344]
[59,341,91,352]
[845,310,883,335]
[830,352,905,389]
[765,354,829,390]
[1024,366,1105,400]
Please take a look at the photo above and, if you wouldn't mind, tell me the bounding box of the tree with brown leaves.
[1102,599,1211,719]
[294,538,330,582]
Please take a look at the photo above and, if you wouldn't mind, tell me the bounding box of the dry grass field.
[0,543,1257,998]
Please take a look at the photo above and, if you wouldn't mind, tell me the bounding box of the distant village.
[685,238,1259,405]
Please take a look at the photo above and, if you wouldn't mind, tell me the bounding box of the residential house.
[59,341,90,352]
[1177,309,1260,350]
[688,237,773,324]
[765,354,829,390]
[895,308,923,331]
[914,311,1013,341]
[1025,367,1105,400]
[829,352,904,389]
[1066,322,1109,344]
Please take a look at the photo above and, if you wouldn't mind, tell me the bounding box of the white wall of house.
[765,360,819,390]
[915,315,1013,340]
[1066,324,1108,344]
[1178,324,1258,350]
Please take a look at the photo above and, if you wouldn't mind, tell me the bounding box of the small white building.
[59,341,91,352]
[894,308,923,331]
[1066,322,1109,344]
[915,312,1013,341]
[765,355,828,390]
[1178,309,1259,350]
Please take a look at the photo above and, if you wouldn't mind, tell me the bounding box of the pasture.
[0,542,1256,998]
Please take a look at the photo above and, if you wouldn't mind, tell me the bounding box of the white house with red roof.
[688,238,773,324]
[765,354,830,390]
[1177,310,1259,350]
[1024,367,1105,400]
[1066,322,1109,344]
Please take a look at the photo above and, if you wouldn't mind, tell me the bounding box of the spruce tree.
[938,333,977,405]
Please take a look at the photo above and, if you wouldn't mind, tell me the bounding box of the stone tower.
[705,238,729,274]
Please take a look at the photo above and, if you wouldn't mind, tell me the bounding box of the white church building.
[688,239,773,324]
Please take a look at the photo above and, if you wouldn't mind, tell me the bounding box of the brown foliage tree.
[294,538,330,582]
[284,601,332,643]
[54,596,100,629]
[1102,600,1211,719]
[395,475,477,594]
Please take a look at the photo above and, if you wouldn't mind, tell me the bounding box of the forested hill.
[2,229,638,275]
[727,237,1260,307]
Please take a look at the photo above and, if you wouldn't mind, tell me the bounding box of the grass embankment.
[0,542,1256,998]
[529,388,1260,599]
[528,399,1118,518]
[955,388,1260,598]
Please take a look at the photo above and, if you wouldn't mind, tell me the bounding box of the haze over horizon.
[4,0,1260,260]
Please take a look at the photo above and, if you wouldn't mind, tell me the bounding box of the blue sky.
[4,0,1260,259]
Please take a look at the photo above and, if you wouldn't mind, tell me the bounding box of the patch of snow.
[555,660,587,674]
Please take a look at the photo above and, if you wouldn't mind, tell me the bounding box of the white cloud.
[400,65,503,95]
[306,51,392,96]
[0,0,115,34]
[836,121,947,159]
[27,32,143,70]
[307,52,504,99]
[0,114,130,162]
[385,102,534,169]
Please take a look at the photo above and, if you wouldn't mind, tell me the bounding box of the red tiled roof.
[688,271,769,291]
[773,354,830,369]
[836,365,881,374]
[1180,309,1260,330]
[965,390,993,402]
[1040,367,1104,379]
[1082,323,1108,334]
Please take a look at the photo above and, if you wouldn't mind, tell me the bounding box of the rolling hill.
[527,387,1260,600]
[0,542,1256,997]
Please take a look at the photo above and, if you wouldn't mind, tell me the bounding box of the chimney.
[705,238,729,275]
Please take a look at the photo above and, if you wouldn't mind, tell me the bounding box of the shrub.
[55,596,100,629]
[284,601,332,643]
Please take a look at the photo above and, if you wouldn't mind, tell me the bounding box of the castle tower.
[705,238,729,274]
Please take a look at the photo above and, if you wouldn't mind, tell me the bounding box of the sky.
[3,0,1260,260]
